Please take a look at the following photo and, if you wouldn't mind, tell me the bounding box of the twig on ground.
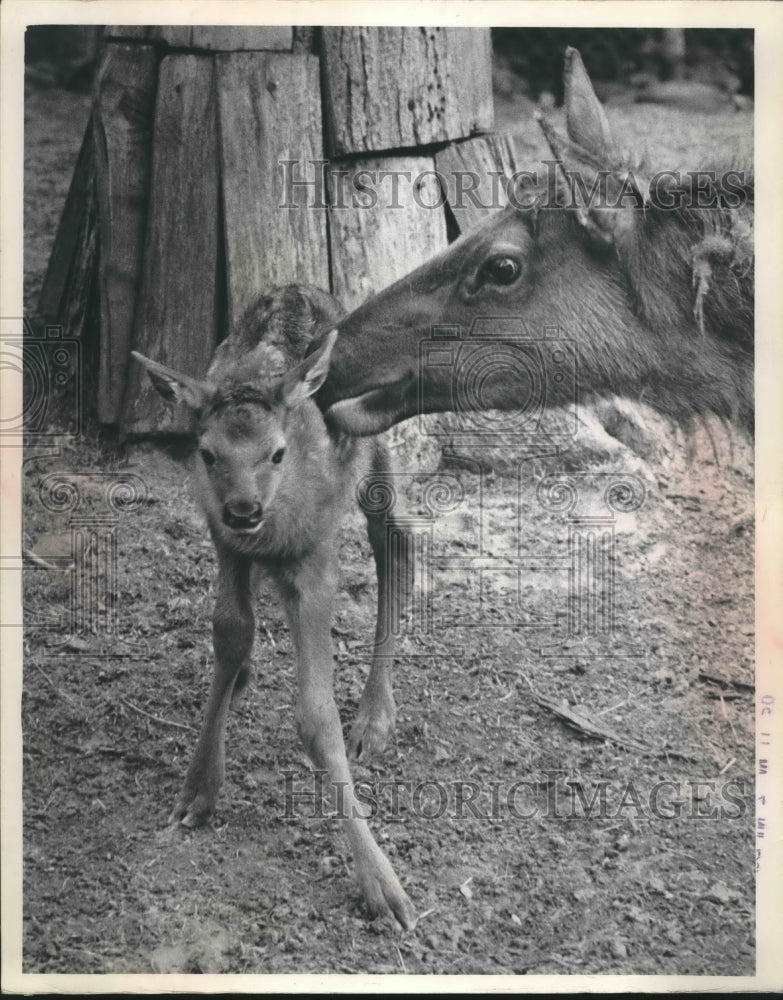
[698,670,754,693]
[120,696,196,732]
[530,690,652,754]
[518,675,696,761]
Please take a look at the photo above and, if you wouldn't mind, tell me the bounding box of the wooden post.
[39,139,101,414]
[321,27,493,155]
[92,42,158,424]
[216,52,328,327]
[39,25,510,441]
[435,133,518,234]
[328,157,447,311]
[104,26,293,50]
[320,27,505,469]
[121,55,221,435]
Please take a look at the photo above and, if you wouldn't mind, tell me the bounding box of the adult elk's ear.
[563,46,617,164]
[279,329,338,407]
[537,48,645,251]
[131,352,213,411]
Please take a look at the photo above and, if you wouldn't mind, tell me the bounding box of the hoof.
[347,708,396,761]
[168,787,217,829]
[355,844,416,931]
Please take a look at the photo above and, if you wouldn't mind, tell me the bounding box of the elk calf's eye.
[271,448,285,465]
[199,448,216,466]
[482,256,521,286]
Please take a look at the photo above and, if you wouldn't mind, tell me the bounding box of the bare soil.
[20,71,755,976]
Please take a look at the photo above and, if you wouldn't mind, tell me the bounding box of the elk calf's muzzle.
[222,501,264,532]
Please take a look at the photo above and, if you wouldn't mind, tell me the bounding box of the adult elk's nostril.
[223,501,264,530]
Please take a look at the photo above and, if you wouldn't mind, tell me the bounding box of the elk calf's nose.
[223,501,263,529]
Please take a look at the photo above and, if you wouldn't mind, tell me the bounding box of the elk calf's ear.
[564,46,617,164]
[131,352,212,411]
[279,329,338,407]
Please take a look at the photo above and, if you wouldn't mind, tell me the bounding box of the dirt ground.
[19,65,755,977]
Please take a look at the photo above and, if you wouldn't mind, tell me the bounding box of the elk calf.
[133,285,414,930]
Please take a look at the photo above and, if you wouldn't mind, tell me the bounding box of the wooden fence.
[39,26,518,437]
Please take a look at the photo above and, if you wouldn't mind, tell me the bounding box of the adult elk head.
[318,48,753,437]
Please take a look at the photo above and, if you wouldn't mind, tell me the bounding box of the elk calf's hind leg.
[348,447,411,761]
[170,552,256,829]
[280,556,416,929]
[348,511,411,761]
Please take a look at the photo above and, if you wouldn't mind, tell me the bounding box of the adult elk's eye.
[271,447,285,465]
[199,448,216,467]
[481,256,521,286]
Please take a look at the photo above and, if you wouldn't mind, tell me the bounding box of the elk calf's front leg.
[282,560,416,930]
[170,554,256,828]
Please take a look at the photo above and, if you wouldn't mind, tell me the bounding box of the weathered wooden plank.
[104,27,193,46]
[146,26,195,47]
[122,55,221,436]
[33,186,100,432]
[92,43,158,424]
[328,157,449,470]
[190,26,292,51]
[292,26,318,54]
[216,52,329,326]
[62,185,101,424]
[61,167,98,335]
[321,27,494,156]
[327,155,448,311]
[104,25,292,50]
[435,132,519,235]
[38,120,95,320]
[104,27,152,40]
